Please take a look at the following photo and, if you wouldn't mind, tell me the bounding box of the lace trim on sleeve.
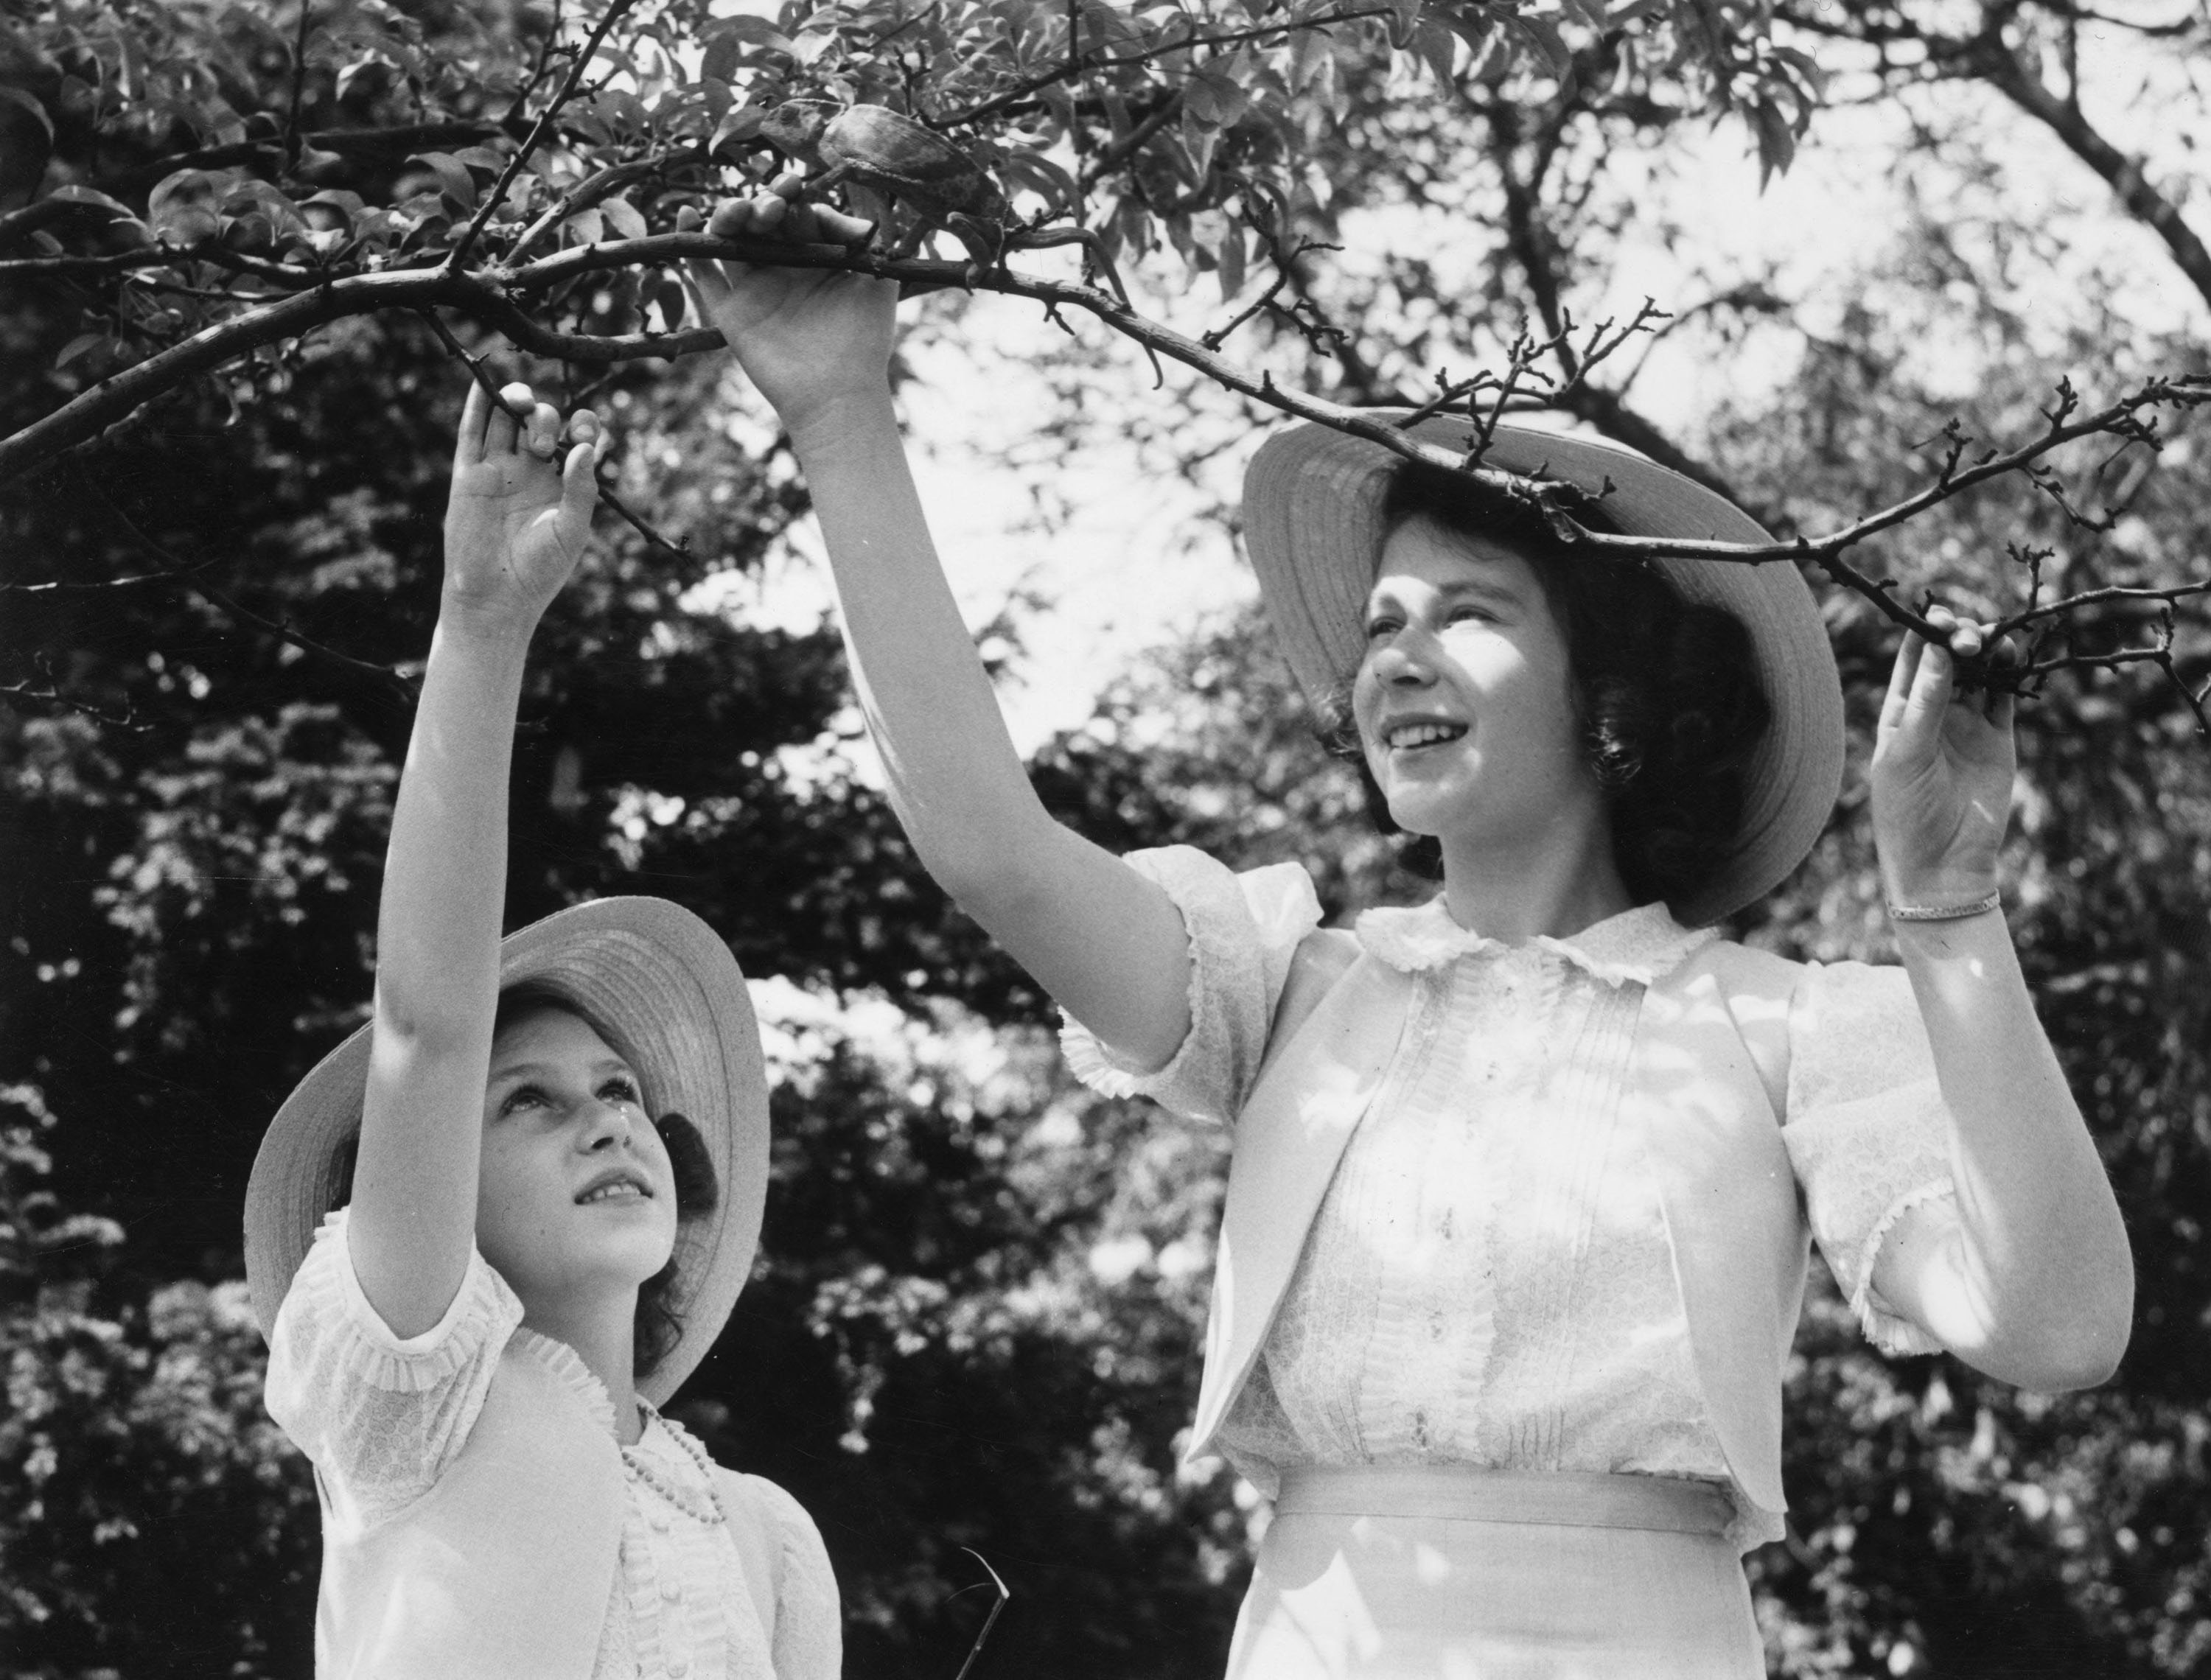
[276,1210,523,1396]
[1058,845,1321,1125]
[1784,962,1958,1357]
[1848,1180,1957,1357]
[260,1210,526,1534]
[729,1473,843,1680]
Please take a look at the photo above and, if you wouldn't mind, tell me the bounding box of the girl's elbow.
[1984,1293,2134,1392]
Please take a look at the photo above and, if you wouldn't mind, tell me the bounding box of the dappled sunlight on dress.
[1061,845,1966,1678]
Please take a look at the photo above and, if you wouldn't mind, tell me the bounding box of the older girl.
[690,189,2132,1678]
[245,379,841,1680]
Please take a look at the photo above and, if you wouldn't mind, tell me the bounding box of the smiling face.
[1352,514,1608,862]
[474,1005,679,1312]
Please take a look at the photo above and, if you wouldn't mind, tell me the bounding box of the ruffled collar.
[512,1326,622,1438]
[1353,896,1716,987]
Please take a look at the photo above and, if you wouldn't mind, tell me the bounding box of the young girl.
[686,190,2134,1677]
[244,379,841,1680]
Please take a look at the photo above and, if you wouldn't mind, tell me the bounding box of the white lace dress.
[1062,847,1960,1551]
[265,1212,842,1680]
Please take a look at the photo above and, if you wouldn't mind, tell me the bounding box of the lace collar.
[1353,895,1716,987]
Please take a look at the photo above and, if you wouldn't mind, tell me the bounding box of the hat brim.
[242,896,769,1407]
[1243,415,1845,925]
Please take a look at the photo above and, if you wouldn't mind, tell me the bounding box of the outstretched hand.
[1870,605,2018,909]
[443,379,607,629]
[685,180,898,431]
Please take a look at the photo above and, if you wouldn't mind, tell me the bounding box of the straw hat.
[243,896,769,1407]
[1243,413,1845,925]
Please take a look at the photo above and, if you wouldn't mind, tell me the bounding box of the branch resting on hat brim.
[1495,371,2211,716]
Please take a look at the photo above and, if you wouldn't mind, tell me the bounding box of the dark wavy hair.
[1328,461,1772,914]
[326,981,720,1382]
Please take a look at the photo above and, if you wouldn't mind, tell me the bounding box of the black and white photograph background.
[2,1,2207,1676]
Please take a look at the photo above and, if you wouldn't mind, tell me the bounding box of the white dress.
[265,1211,842,1680]
[1062,847,1963,1679]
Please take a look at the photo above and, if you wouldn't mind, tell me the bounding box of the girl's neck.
[521,1292,646,1444]
[1436,816,1633,943]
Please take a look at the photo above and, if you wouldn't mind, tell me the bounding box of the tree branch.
[446,0,643,272]
[413,307,692,556]
[1966,33,2211,312]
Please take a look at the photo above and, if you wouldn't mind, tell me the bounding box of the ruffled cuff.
[276,1209,524,1395]
[1058,846,1321,1124]
[1847,1181,1957,1357]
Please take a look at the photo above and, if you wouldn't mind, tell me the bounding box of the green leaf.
[408,151,478,211]
[147,169,226,247]
[701,32,744,83]
[1772,44,1831,101]
[1002,149,1080,215]
[1410,18,1459,85]
[1184,66,1248,127]
[43,186,137,223]
[709,13,797,54]
[0,85,55,140]
[710,103,766,157]
[1217,223,1247,302]
[1507,14,1575,83]
[601,195,649,241]
[1751,98,1795,185]
[55,332,106,369]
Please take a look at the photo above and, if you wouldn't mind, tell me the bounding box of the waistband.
[1274,1466,1734,1536]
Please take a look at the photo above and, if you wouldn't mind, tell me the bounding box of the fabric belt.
[1274,1466,1733,1536]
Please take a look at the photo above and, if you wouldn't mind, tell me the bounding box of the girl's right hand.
[443,379,606,633]
[685,182,899,431]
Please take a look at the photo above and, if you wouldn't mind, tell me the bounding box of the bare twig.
[0,559,220,593]
[505,155,668,265]
[90,483,417,703]
[413,307,691,557]
[1997,578,2211,635]
[446,0,643,273]
[0,661,150,731]
[284,0,315,166]
[7,225,2210,713]
[950,1549,1010,1680]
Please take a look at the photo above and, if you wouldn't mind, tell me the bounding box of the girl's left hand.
[1870,604,2018,907]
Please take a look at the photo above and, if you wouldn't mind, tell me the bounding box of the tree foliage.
[7,1,2211,1677]
[7,0,2204,677]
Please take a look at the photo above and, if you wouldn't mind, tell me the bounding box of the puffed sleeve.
[1781,961,1960,1357]
[726,1474,842,1680]
[1057,844,1324,1126]
[262,1208,525,1533]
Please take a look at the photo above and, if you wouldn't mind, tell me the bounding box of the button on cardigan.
[1061,847,1960,1549]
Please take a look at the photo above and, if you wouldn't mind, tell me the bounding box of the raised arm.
[689,191,1194,1069]
[345,381,604,1338]
[1866,609,2134,1390]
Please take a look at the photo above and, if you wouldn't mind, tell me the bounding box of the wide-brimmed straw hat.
[244,896,769,1407]
[1243,413,1845,926]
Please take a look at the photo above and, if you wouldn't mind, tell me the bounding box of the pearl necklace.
[621,1404,727,1527]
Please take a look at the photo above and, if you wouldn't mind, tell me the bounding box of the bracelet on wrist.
[1885,889,2002,923]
